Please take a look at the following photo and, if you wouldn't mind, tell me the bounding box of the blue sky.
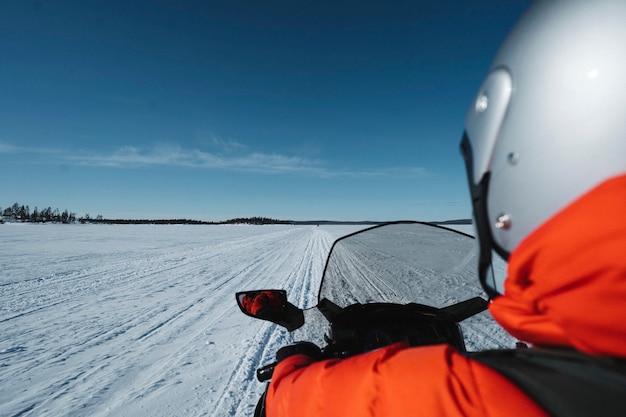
[1,1,531,222]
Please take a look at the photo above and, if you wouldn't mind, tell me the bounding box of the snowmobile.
[236,221,626,417]
[236,221,501,415]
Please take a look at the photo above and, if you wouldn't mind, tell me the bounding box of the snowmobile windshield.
[291,222,512,351]
[318,222,490,308]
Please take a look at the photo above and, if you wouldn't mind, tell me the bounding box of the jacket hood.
[489,174,626,357]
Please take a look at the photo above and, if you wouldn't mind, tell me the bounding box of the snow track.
[203,226,352,417]
[0,224,360,417]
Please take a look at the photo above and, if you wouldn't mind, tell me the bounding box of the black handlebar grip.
[257,362,278,382]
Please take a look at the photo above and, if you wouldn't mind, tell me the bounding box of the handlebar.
[256,362,278,382]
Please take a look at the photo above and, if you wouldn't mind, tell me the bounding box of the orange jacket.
[268,344,548,416]
[490,174,626,357]
[266,174,626,417]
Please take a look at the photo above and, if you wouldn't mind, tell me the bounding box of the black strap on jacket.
[471,348,626,417]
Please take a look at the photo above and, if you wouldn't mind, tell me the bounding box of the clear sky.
[1,1,531,222]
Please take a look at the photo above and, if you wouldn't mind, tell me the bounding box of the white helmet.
[461,0,626,297]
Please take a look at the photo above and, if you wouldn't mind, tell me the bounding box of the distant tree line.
[221,217,292,225]
[83,215,291,225]
[1,202,78,224]
[1,202,289,225]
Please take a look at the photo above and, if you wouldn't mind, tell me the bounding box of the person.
[263,1,626,416]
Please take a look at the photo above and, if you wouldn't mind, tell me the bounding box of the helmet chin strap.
[473,175,500,300]
[460,132,507,300]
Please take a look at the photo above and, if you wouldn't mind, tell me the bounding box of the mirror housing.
[236,290,305,331]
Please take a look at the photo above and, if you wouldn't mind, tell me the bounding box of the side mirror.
[235,290,305,331]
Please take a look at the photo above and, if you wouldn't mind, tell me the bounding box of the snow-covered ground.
[0,223,512,417]
[0,224,361,416]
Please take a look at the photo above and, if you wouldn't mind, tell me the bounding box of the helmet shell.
[465,0,626,263]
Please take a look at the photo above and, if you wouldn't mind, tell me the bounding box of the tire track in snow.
[91,227,317,416]
[89,226,322,417]
[204,227,337,417]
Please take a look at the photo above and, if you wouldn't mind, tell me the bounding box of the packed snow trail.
[0,224,360,417]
